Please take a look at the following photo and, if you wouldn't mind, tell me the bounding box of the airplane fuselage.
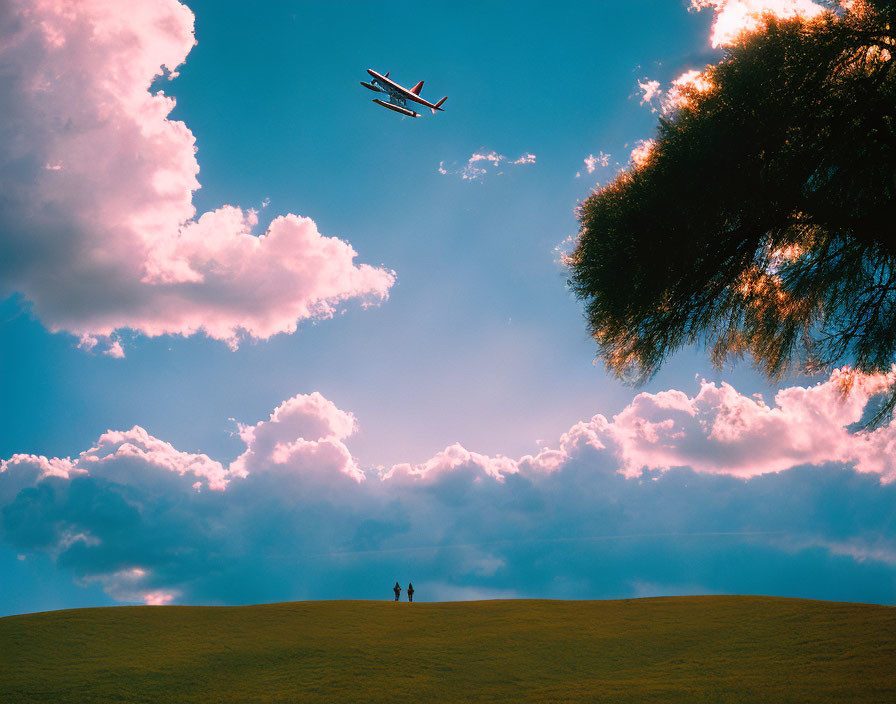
[361,69,446,118]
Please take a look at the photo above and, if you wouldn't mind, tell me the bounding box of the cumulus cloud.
[231,392,363,483]
[439,151,537,180]
[690,0,826,48]
[0,0,394,351]
[606,368,896,480]
[2,371,895,608]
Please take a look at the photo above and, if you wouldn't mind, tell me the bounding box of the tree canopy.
[568,0,896,415]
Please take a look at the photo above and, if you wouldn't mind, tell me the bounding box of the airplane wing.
[392,85,448,112]
[367,70,415,98]
[400,85,447,112]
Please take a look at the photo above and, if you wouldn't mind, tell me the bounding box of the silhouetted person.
[407,582,414,603]
[393,581,401,601]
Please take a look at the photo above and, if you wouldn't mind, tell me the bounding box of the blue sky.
[1,0,740,467]
[1,0,894,615]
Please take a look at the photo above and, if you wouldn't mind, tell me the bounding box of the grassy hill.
[1,596,894,703]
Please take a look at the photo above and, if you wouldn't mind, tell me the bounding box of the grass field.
[1,596,895,703]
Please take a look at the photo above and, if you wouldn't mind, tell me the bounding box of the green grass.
[1,596,894,703]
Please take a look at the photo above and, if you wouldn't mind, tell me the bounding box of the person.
[407,582,414,603]
[393,581,401,601]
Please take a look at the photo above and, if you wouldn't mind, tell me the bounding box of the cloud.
[231,392,363,483]
[0,0,394,352]
[510,153,537,165]
[576,152,612,178]
[469,152,505,167]
[638,79,662,106]
[2,371,896,608]
[605,368,896,480]
[439,151,537,180]
[690,0,826,48]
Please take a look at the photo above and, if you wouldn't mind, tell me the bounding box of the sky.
[1,0,894,615]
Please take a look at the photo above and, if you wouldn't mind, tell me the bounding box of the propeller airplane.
[360,69,447,118]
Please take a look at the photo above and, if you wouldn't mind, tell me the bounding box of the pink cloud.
[0,0,394,351]
[104,341,126,359]
[0,454,78,481]
[143,591,178,606]
[2,426,231,497]
[4,371,893,508]
[605,368,896,480]
[231,392,363,482]
[222,369,896,487]
[84,426,231,490]
[383,443,519,483]
[82,567,180,605]
[381,368,896,484]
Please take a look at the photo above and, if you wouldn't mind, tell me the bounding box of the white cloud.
[439,150,537,180]
[469,151,505,166]
[0,0,394,353]
[578,152,611,177]
[510,153,537,165]
[638,78,662,105]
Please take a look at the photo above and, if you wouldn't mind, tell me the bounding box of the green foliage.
[569,1,896,414]
[2,597,895,703]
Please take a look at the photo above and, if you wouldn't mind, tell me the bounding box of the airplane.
[360,69,447,118]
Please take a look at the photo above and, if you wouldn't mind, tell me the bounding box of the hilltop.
[1,596,894,703]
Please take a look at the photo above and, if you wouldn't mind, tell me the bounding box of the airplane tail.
[430,96,447,114]
[411,80,424,95]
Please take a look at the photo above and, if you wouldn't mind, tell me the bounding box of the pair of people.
[393,581,414,602]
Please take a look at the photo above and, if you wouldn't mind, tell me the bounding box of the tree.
[568,0,896,418]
